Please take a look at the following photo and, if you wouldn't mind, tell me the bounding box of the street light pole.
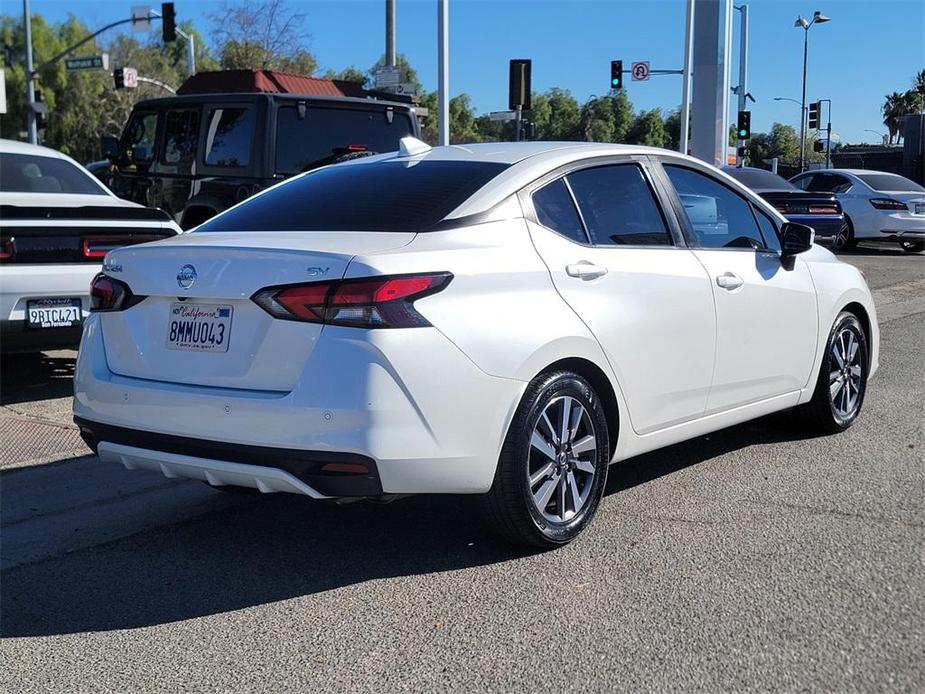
[734,4,748,166]
[437,0,449,146]
[794,10,830,172]
[23,0,37,144]
[679,0,695,155]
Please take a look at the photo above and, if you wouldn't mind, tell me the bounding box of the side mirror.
[100,135,120,161]
[780,222,814,256]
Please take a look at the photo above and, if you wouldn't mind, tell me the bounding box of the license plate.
[26,298,82,329]
[915,203,925,215]
[167,303,233,353]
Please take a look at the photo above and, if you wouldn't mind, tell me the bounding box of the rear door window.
[161,109,200,166]
[274,105,415,174]
[566,164,673,246]
[204,107,254,168]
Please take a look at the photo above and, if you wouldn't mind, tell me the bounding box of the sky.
[17,0,925,144]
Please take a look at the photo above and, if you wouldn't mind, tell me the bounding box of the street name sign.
[65,54,110,71]
[489,111,517,122]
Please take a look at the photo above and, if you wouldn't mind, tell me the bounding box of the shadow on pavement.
[0,352,77,405]
[1,410,820,637]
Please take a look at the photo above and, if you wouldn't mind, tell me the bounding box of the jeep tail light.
[252,273,452,328]
[90,273,144,312]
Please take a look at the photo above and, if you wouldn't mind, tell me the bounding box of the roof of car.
[0,138,71,159]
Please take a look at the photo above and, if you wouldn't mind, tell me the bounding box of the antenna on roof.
[398,136,432,158]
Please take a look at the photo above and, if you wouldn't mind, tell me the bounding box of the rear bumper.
[1,319,83,353]
[76,418,381,497]
[784,214,845,238]
[74,317,525,496]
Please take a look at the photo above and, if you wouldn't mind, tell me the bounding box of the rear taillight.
[89,273,144,312]
[0,238,14,260]
[82,237,147,259]
[870,198,908,211]
[772,204,789,213]
[252,273,452,328]
[808,203,840,215]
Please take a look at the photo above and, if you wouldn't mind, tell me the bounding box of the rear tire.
[482,371,610,548]
[900,240,924,253]
[832,217,856,251]
[798,311,869,434]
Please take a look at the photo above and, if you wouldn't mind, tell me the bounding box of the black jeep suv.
[99,92,420,229]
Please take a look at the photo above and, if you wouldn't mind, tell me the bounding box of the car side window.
[122,112,158,166]
[161,110,200,166]
[204,107,254,168]
[531,178,589,244]
[791,174,813,191]
[664,165,766,250]
[805,173,851,194]
[753,206,782,253]
[565,164,673,246]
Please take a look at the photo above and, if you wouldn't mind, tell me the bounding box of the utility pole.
[23,0,37,144]
[734,4,748,165]
[437,0,449,146]
[385,0,396,67]
[680,0,694,155]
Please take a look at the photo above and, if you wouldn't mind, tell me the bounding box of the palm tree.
[912,69,925,114]
[882,92,905,144]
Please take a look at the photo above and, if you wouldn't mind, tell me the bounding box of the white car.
[0,139,180,353]
[789,169,925,253]
[74,139,879,547]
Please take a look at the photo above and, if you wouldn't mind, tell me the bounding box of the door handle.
[716,272,744,290]
[566,262,608,280]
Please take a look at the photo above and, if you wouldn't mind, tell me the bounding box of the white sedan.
[74,139,879,547]
[790,168,925,253]
[1,139,180,353]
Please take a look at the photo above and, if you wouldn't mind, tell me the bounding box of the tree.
[449,94,480,144]
[626,108,668,148]
[609,90,634,142]
[322,66,367,85]
[209,0,316,73]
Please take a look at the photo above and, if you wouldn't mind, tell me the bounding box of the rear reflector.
[252,273,452,328]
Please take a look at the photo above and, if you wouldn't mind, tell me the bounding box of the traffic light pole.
[734,4,748,166]
[820,98,832,168]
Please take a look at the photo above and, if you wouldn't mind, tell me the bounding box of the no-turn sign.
[631,61,650,81]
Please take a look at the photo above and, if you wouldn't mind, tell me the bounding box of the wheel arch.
[841,300,873,369]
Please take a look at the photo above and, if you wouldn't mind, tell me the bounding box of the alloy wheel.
[829,326,864,419]
[527,395,598,523]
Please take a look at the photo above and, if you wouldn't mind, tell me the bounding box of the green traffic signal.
[739,129,747,137]
[612,78,620,86]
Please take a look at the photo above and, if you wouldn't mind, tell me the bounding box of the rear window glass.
[725,168,796,191]
[197,160,510,232]
[204,107,254,167]
[856,173,925,193]
[275,106,415,174]
[0,153,106,195]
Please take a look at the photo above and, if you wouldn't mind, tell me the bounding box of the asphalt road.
[2,246,923,693]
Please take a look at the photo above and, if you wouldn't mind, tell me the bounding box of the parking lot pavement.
[1,247,923,693]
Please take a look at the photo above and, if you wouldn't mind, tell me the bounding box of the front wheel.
[482,371,610,548]
[900,240,924,253]
[798,311,869,434]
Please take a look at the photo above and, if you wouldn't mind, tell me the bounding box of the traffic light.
[813,140,826,153]
[34,90,46,130]
[736,110,751,140]
[162,2,176,42]
[114,68,126,90]
[610,60,623,90]
[508,59,531,111]
[808,101,821,129]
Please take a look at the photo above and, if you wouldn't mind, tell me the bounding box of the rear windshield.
[724,167,795,191]
[197,160,510,232]
[275,106,415,174]
[856,173,925,193]
[0,153,106,195]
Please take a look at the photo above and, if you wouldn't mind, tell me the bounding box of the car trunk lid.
[99,231,415,391]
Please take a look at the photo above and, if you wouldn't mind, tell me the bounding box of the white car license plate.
[167,303,233,353]
[26,298,82,329]
[915,203,925,215]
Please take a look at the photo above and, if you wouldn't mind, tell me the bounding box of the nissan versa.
[74,140,879,547]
